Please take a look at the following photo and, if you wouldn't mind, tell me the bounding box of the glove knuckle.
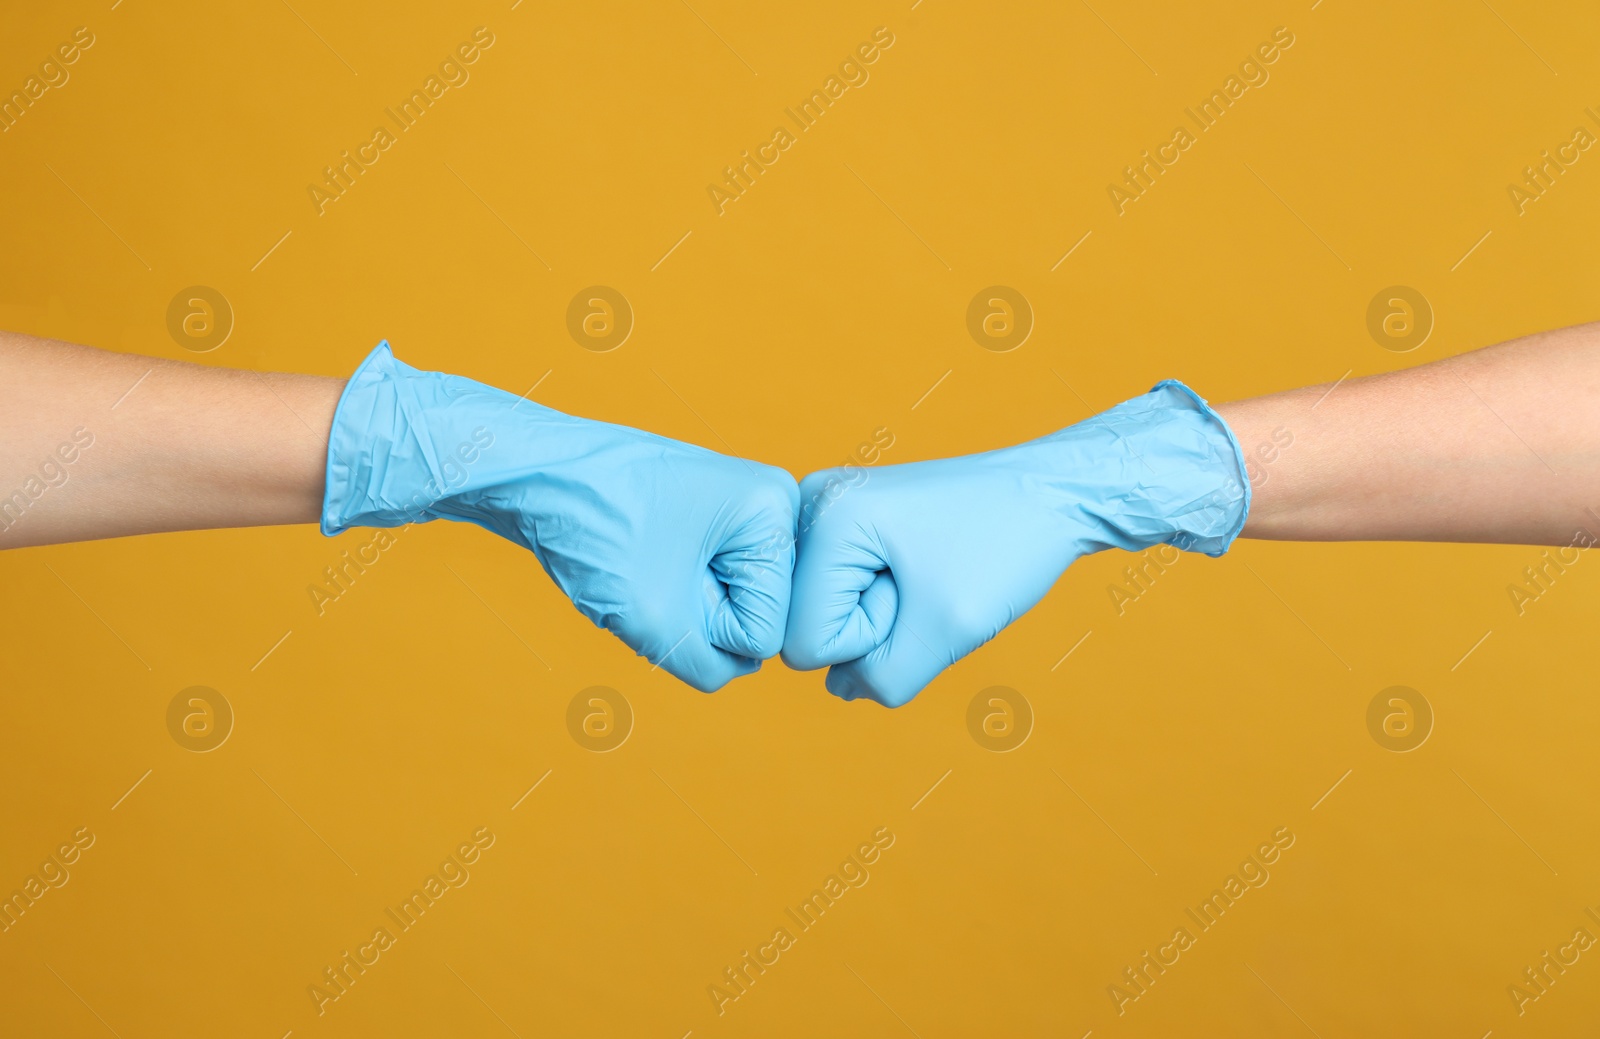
[751,627,786,661]
[753,480,799,522]
[881,688,916,708]
[853,666,915,707]
[798,468,852,503]
[685,671,726,694]
[797,483,860,537]
[780,636,828,672]
[760,464,800,498]
[735,610,785,660]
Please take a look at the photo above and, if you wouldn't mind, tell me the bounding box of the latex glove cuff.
[1045,378,1251,557]
[322,341,510,536]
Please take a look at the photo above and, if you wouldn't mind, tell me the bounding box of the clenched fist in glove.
[781,381,1250,706]
[323,343,799,692]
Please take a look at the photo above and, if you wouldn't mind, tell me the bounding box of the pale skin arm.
[2,322,1599,550]
[0,330,342,548]
[1215,321,1600,546]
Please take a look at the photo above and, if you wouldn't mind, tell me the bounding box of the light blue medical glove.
[322,342,799,692]
[782,381,1250,707]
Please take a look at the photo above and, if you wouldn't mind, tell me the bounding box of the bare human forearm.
[1216,321,1600,547]
[8,320,1600,553]
[0,330,342,549]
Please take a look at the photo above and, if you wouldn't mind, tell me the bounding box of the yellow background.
[3,1,1599,1035]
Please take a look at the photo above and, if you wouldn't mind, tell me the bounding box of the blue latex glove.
[322,343,799,692]
[782,381,1250,706]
